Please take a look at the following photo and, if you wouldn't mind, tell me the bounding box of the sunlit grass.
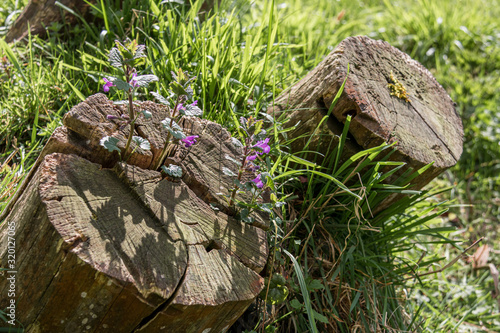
[0,0,499,331]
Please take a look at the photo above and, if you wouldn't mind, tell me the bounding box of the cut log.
[5,0,93,43]
[5,0,221,43]
[0,94,268,332]
[271,36,463,210]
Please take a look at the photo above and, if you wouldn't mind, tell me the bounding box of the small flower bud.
[102,78,115,93]
[181,135,199,148]
[251,174,264,189]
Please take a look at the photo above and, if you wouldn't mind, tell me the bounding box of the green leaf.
[274,169,362,200]
[270,272,287,286]
[258,203,273,214]
[290,298,303,310]
[115,39,134,60]
[161,0,185,4]
[100,136,121,153]
[222,167,237,177]
[231,137,244,149]
[350,291,362,313]
[233,178,244,188]
[286,154,317,168]
[150,92,170,106]
[161,164,183,178]
[312,309,329,324]
[266,285,289,305]
[108,47,123,68]
[0,328,25,332]
[161,118,186,139]
[253,119,264,136]
[184,86,194,100]
[334,114,352,172]
[112,78,132,91]
[134,74,159,88]
[62,74,85,101]
[132,136,151,151]
[240,208,255,224]
[182,104,203,117]
[170,81,188,96]
[224,154,242,167]
[274,201,286,208]
[307,279,324,291]
[141,110,152,119]
[283,249,319,333]
[133,44,146,59]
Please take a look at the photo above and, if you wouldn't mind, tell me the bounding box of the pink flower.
[130,73,139,88]
[253,138,270,155]
[103,78,115,93]
[247,162,260,172]
[191,100,198,106]
[252,174,264,189]
[246,153,258,161]
[176,103,186,113]
[181,135,199,148]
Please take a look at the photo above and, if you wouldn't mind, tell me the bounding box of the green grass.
[1,0,499,331]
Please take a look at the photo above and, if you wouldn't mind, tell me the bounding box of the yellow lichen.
[387,71,411,103]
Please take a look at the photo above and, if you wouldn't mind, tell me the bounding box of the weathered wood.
[61,94,268,228]
[272,36,463,209]
[5,0,93,43]
[0,94,268,332]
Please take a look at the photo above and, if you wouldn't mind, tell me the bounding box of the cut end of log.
[1,93,269,332]
[271,36,464,204]
[325,36,463,168]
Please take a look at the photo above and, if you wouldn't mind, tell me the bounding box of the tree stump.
[0,94,268,332]
[5,0,93,43]
[271,36,463,210]
[5,0,221,43]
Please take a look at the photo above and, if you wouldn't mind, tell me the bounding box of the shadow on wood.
[0,94,268,332]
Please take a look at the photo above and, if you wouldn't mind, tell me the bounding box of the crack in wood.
[408,102,459,162]
[131,249,189,332]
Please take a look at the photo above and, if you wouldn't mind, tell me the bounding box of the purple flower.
[247,162,260,172]
[246,153,258,161]
[253,138,270,155]
[252,174,264,189]
[130,73,139,88]
[191,100,198,106]
[176,103,186,113]
[103,78,115,93]
[106,115,119,120]
[181,135,199,148]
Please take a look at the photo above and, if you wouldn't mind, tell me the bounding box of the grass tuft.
[0,0,499,331]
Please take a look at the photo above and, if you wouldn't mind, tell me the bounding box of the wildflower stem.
[229,146,248,207]
[154,95,181,170]
[123,85,135,162]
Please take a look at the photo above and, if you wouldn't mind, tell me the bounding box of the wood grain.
[0,93,268,332]
[271,36,463,210]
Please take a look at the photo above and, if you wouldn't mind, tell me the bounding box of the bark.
[271,36,463,211]
[5,0,222,43]
[0,94,268,332]
[5,0,93,43]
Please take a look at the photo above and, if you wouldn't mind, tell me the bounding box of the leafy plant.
[0,0,499,331]
[98,38,158,160]
[98,40,202,175]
